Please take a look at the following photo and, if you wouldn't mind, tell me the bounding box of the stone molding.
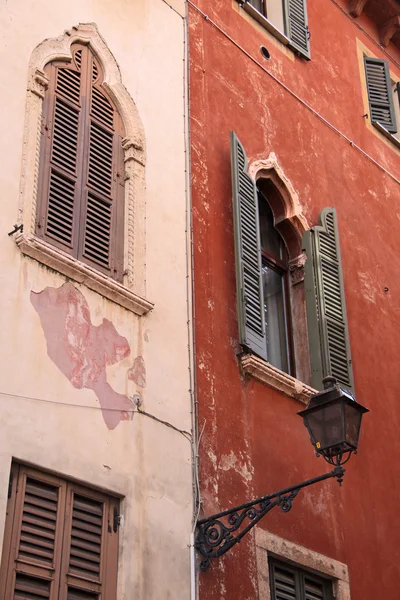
[255,529,351,599]
[18,23,151,308]
[250,154,310,258]
[240,354,316,404]
[16,234,154,316]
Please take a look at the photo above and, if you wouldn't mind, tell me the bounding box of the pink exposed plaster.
[31,282,134,430]
[128,355,146,387]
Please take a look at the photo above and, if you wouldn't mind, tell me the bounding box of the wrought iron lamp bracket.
[195,466,345,571]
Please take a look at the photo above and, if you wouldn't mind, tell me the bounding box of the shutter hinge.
[8,472,13,499]
[113,507,122,532]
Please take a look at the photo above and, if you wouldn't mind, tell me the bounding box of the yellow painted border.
[356,38,400,155]
[232,0,295,62]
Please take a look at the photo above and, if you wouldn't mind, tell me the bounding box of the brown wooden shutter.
[59,483,119,599]
[0,464,66,600]
[36,44,125,281]
[0,464,119,600]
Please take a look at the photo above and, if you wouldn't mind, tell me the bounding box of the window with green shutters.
[269,558,334,600]
[302,208,354,394]
[231,132,295,373]
[240,0,310,59]
[36,43,126,281]
[231,133,354,392]
[364,56,397,134]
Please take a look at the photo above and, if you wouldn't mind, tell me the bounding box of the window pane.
[258,195,283,259]
[262,263,289,372]
[248,0,263,13]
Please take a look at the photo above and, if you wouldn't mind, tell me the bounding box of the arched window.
[36,44,125,280]
[258,190,293,373]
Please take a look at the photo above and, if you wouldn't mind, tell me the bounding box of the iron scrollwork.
[196,466,344,571]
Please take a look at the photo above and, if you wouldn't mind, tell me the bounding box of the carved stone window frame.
[240,153,312,395]
[256,529,351,600]
[16,23,153,316]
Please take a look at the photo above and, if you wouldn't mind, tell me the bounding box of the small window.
[36,44,126,281]
[258,191,293,373]
[242,0,310,59]
[269,558,334,600]
[0,463,119,599]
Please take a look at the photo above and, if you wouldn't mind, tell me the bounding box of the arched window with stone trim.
[36,43,125,280]
[16,24,153,316]
[231,131,354,398]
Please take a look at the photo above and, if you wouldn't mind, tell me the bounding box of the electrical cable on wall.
[188,0,400,187]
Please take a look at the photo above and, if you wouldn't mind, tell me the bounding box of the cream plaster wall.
[0,1,191,598]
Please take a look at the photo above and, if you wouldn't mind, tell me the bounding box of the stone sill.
[373,121,400,150]
[16,233,154,316]
[240,354,316,404]
[237,1,310,60]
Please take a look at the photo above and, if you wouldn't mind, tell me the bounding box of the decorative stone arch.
[16,23,153,315]
[247,153,311,384]
[249,153,310,265]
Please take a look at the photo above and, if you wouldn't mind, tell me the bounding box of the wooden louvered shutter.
[231,132,267,360]
[36,45,125,280]
[0,464,66,600]
[0,464,119,600]
[364,57,397,133]
[302,208,354,394]
[284,0,310,59]
[37,55,82,252]
[59,484,119,600]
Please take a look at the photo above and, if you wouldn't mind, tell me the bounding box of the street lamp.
[196,377,369,571]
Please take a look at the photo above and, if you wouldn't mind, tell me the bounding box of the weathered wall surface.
[0,1,192,598]
[190,0,400,597]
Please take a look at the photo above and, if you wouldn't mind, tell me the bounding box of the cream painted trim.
[356,38,400,155]
[240,354,316,404]
[16,234,154,315]
[255,529,351,600]
[232,0,295,61]
[18,23,152,307]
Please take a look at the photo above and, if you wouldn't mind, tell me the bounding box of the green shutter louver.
[303,208,354,394]
[364,57,397,134]
[284,0,310,59]
[230,132,267,360]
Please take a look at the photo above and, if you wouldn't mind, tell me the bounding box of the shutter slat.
[303,208,354,393]
[91,86,114,128]
[68,494,104,580]
[284,0,310,58]
[231,132,267,359]
[364,57,396,133]
[83,194,112,267]
[14,574,51,599]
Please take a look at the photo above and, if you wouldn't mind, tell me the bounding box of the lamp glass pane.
[305,401,344,450]
[344,402,363,448]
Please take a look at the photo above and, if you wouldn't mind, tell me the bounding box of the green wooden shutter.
[364,57,396,133]
[303,208,354,394]
[284,0,310,59]
[230,132,267,359]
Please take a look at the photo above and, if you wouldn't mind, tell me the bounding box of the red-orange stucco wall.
[189,0,400,597]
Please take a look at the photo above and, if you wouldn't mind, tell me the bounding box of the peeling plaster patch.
[207,299,214,311]
[219,450,254,482]
[357,271,377,304]
[128,355,146,388]
[31,282,134,430]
